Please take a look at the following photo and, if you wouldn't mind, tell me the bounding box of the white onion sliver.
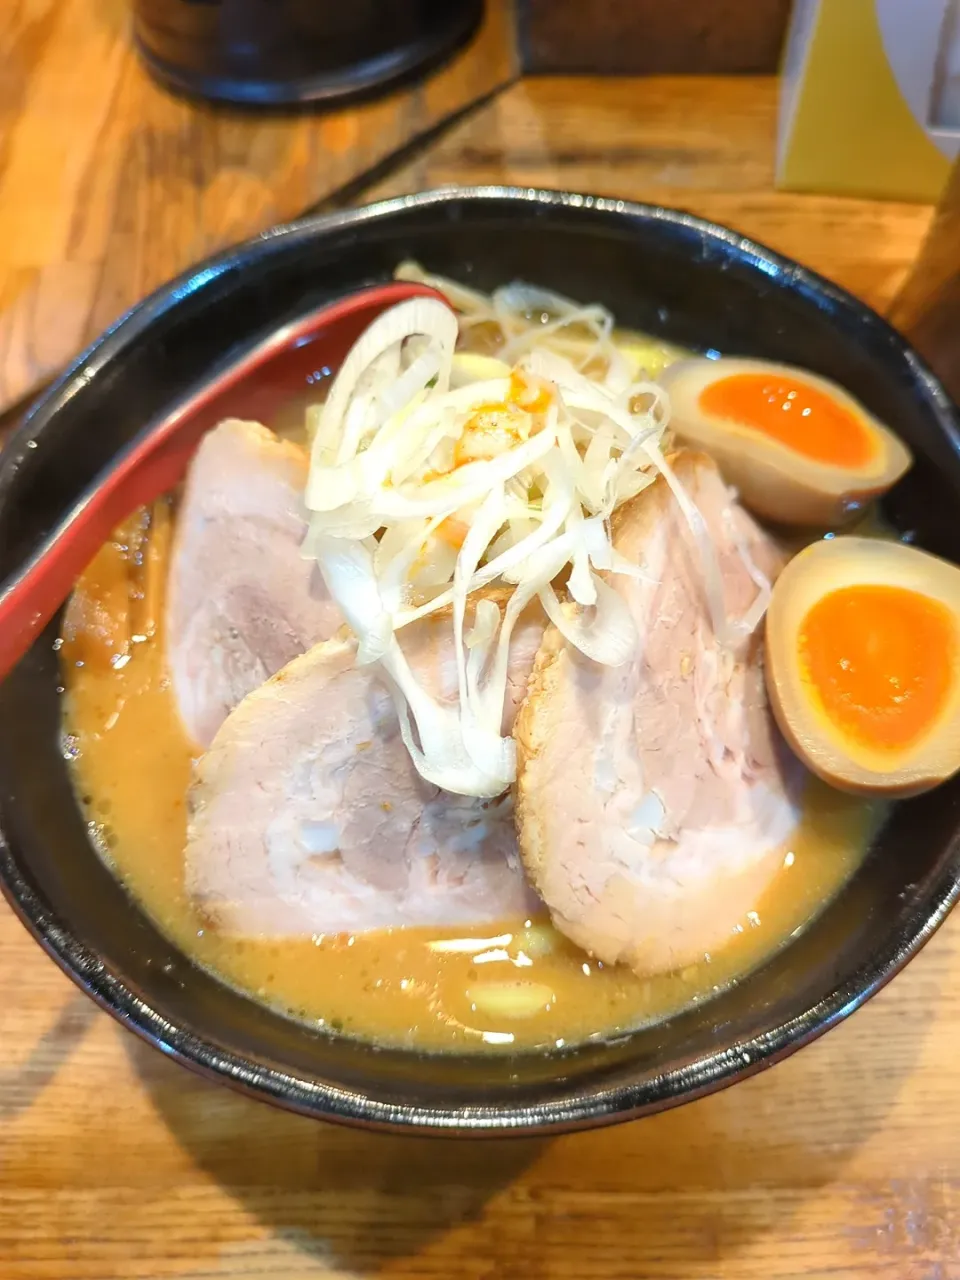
[301,281,752,799]
[539,578,638,667]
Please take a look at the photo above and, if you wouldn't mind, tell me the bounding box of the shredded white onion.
[302,271,767,797]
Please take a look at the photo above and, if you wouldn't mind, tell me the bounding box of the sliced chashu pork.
[166,419,341,748]
[187,600,544,936]
[515,451,801,976]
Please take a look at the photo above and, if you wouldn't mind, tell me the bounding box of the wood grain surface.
[0,0,516,415]
[368,77,934,316]
[2,65,957,1280]
[518,0,792,74]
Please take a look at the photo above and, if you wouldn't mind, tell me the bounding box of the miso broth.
[58,287,888,1054]
[60,508,881,1053]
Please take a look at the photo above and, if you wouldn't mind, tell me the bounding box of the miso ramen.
[59,266,899,1054]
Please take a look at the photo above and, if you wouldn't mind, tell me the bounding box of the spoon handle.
[0,281,441,682]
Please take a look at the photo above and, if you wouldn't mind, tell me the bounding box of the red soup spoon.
[0,280,445,681]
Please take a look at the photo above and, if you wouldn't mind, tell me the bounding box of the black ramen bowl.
[2,189,959,1135]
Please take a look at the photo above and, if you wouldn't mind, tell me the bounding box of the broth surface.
[61,510,882,1054]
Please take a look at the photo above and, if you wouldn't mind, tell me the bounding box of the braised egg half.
[765,537,960,797]
[660,358,912,526]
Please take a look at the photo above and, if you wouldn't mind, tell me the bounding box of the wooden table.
[3,19,957,1279]
[0,0,517,416]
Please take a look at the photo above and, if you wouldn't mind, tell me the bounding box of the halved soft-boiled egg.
[660,357,912,526]
[765,537,960,797]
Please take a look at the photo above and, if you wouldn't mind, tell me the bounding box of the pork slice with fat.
[514,450,802,976]
[166,419,341,748]
[187,601,544,936]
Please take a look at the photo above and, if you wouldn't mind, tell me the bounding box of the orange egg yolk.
[799,583,956,753]
[699,372,875,468]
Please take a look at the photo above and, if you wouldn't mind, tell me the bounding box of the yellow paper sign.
[778,0,959,201]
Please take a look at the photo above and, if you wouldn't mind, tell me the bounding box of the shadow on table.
[127,940,939,1276]
[0,993,98,1122]
[127,1029,548,1271]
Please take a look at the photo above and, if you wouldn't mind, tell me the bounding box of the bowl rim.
[3,184,960,1136]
